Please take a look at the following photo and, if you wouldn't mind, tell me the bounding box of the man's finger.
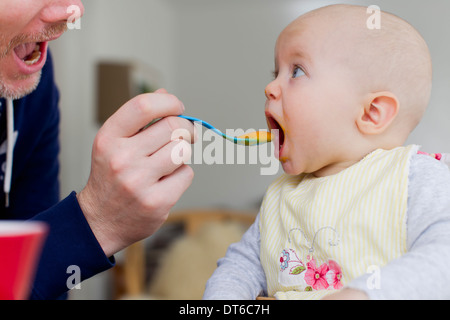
[154,88,168,94]
[131,116,196,157]
[102,90,185,138]
[150,164,194,209]
[146,139,192,183]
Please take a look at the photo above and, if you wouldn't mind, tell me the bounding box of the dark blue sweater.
[0,52,114,299]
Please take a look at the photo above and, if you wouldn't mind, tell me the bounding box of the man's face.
[0,0,84,99]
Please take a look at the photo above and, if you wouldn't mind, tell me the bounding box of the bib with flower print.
[259,146,417,299]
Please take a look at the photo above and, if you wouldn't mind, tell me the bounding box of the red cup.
[0,221,48,300]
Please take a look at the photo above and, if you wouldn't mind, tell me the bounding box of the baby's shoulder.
[411,152,450,174]
[409,151,450,193]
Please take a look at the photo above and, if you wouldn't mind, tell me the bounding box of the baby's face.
[265,18,362,176]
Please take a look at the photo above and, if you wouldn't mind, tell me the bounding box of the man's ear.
[356,92,399,135]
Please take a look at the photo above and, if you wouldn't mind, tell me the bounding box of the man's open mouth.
[13,42,42,65]
[266,116,285,151]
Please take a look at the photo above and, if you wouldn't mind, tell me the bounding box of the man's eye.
[292,66,305,78]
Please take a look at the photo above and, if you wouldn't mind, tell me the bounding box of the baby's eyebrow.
[291,49,311,63]
[273,47,311,74]
[276,48,311,67]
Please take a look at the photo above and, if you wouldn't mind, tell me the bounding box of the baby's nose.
[265,80,280,100]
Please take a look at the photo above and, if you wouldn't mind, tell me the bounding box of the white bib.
[259,145,417,299]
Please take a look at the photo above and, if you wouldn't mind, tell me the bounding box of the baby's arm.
[345,154,450,299]
[203,214,267,299]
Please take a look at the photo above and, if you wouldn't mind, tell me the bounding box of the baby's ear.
[356,92,399,135]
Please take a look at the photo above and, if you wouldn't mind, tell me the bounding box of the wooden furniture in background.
[111,208,257,299]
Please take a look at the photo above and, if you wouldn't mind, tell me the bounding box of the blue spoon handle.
[178,115,233,141]
[178,115,222,134]
[178,115,267,146]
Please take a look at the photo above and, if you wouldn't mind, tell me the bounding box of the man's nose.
[40,0,85,24]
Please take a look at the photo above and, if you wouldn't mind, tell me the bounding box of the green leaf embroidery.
[290,265,306,275]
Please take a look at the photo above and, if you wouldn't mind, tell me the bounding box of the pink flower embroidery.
[304,258,329,290]
[327,259,343,289]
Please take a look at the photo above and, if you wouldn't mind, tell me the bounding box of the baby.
[203,4,450,300]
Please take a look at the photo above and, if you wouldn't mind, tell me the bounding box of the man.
[0,0,195,299]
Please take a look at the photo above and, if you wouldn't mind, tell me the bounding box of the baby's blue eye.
[292,66,305,78]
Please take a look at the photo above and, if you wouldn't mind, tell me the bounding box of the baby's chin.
[280,160,303,176]
[282,160,329,177]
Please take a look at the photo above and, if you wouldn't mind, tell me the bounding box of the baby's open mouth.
[14,42,42,65]
[267,116,285,151]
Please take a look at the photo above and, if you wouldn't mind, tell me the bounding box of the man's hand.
[77,89,195,257]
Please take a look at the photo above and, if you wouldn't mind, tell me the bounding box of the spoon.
[178,115,272,146]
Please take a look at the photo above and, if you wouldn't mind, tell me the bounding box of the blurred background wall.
[49,0,450,299]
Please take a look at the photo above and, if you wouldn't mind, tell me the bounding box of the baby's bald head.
[286,4,432,137]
